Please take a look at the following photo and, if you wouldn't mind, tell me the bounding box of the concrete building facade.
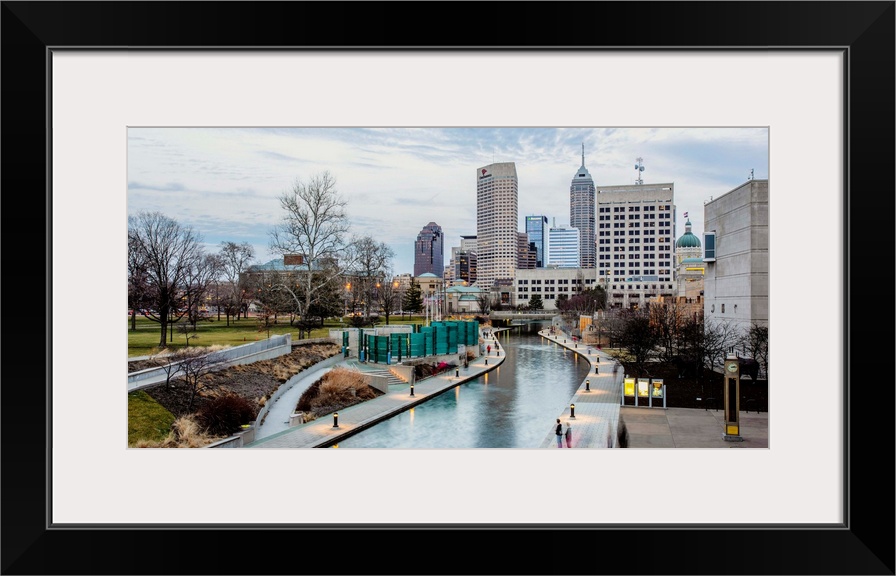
[514,267,601,310]
[596,182,676,309]
[702,179,769,334]
[476,162,518,290]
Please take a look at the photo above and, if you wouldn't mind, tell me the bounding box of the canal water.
[335,322,590,448]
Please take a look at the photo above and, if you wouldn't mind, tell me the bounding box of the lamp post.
[570,403,576,419]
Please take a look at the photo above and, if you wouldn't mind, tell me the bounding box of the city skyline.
[127,127,769,275]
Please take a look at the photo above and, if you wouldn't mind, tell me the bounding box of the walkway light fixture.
[570,403,576,418]
[333,412,339,428]
[585,380,590,392]
[409,383,415,397]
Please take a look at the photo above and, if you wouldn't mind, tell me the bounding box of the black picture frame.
[2,2,893,574]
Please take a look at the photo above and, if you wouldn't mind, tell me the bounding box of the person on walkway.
[487,344,491,356]
[555,418,563,447]
[564,422,573,448]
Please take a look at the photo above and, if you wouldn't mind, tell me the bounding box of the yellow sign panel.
[624,378,635,397]
[637,379,649,397]
[652,379,664,398]
[726,424,739,435]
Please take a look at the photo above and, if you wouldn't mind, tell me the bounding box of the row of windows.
[518,278,585,285]
[518,286,585,293]
[600,205,672,213]
[598,238,672,245]
[607,284,674,290]
[602,232,672,240]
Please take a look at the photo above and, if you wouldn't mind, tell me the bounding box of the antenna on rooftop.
[749,168,754,180]
[634,157,645,185]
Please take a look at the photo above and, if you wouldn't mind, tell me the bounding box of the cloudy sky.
[127,127,768,275]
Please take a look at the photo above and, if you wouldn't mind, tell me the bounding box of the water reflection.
[336,324,588,448]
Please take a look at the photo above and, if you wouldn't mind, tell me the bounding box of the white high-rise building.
[547,225,580,268]
[596,182,676,309]
[570,144,596,269]
[475,162,518,289]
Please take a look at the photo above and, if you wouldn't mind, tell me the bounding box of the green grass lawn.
[127,314,429,357]
[128,390,176,446]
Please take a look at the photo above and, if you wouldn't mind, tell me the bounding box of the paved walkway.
[536,329,623,448]
[244,326,768,449]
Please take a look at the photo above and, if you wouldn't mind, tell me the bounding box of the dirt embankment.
[134,343,340,419]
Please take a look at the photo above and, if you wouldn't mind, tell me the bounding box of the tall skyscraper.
[525,215,548,267]
[570,144,596,269]
[476,162,518,289]
[517,232,536,269]
[547,225,580,268]
[413,222,444,277]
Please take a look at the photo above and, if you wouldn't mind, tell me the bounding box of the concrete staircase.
[344,360,407,387]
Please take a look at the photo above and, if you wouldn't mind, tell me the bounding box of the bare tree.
[176,321,199,347]
[346,236,394,318]
[182,253,221,329]
[741,322,769,379]
[161,353,184,388]
[128,231,152,331]
[616,309,660,375]
[218,241,255,325]
[378,272,399,325]
[269,171,351,323]
[174,350,223,412]
[702,318,742,375]
[475,290,492,315]
[128,212,206,348]
[649,299,686,362]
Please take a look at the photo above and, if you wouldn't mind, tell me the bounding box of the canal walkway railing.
[127,334,293,392]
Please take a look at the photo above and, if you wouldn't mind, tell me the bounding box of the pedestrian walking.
[564,422,573,448]
[487,344,491,356]
[555,418,563,447]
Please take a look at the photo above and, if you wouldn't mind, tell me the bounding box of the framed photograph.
[3,2,892,574]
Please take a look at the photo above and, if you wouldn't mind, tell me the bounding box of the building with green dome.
[675,219,702,264]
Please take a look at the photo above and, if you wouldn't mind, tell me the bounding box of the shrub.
[296,367,378,420]
[296,380,323,412]
[193,393,257,436]
[134,415,224,448]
